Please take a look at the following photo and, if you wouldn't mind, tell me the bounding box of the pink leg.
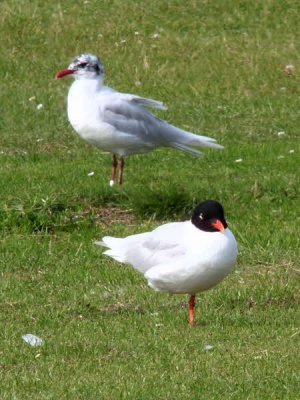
[189,295,196,326]
[118,157,124,186]
[110,155,118,186]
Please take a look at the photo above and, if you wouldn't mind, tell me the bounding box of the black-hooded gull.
[96,200,237,325]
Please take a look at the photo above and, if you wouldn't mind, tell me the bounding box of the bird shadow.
[75,299,212,328]
[82,183,199,221]
[76,302,145,320]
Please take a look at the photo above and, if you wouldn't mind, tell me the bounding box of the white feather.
[96,220,237,294]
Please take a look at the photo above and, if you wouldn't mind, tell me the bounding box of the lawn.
[0,0,299,398]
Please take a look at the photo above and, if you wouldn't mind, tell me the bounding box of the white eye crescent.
[199,213,204,220]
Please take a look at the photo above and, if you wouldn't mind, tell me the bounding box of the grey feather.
[95,240,107,247]
[129,95,167,110]
[101,98,223,153]
[170,143,203,157]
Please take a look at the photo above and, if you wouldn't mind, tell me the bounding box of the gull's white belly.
[67,94,154,156]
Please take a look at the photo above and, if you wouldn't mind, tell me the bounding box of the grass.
[1,0,300,398]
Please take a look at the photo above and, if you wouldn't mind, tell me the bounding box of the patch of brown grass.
[71,206,136,227]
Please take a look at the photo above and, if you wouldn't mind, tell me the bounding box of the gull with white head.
[56,53,223,186]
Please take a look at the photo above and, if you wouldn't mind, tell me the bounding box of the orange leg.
[189,295,196,326]
[118,157,124,186]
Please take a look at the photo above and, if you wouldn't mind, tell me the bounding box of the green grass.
[1,0,300,398]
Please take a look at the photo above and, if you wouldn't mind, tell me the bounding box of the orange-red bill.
[55,69,74,79]
[211,219,225,232]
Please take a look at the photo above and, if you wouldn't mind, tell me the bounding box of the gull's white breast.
[67,80,117,150]
[145,225,237,294]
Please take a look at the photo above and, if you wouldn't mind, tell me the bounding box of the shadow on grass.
[0,184,204,234]
[75,302,145,320]
[82,184,198,220]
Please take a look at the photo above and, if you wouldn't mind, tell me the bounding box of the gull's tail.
[95,237,126,263]
[160,121,224,156]
[170,143,203,157]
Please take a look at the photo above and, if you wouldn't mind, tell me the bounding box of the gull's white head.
[55,53,104,80]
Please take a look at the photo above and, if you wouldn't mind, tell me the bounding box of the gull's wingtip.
[212,143,224,149]
[95,240,106,247]
[159,103,168,111]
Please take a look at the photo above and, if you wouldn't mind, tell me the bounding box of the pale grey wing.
[100,98,168,144]
[100,91,168,110]
[99,94,223,153]
[124,94,167,110]
[125,222,188,272]
[98,222,188,273]
[125,237,186,273]
[97,231,185,273]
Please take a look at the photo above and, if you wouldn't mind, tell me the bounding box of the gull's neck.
[71,76,103,93]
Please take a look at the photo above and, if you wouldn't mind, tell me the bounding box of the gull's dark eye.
[78,62,88,68]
